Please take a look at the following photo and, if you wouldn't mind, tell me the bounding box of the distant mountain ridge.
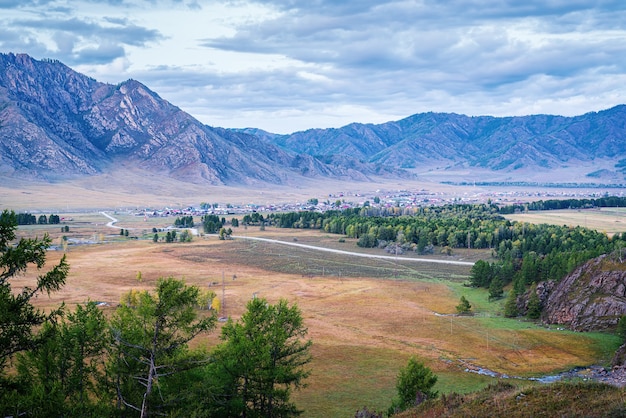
[246,106,626,177]
[1,52,625,185]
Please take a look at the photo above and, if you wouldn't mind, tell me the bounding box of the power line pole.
[221,270,225,317]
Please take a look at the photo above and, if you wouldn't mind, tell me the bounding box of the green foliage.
[13,302,109,416]
[202,214,222,233]
[179,229,193,242]
[357,233,377,248]
[456,296,472,315]
[470,260,493,287]
[241,212,265,226]
[16,212,36,225]
[269,203,625,291]
[389,356,438,415]
[205,298,312,417]
[501,196,626,212]
[108,277,216,417]
[0,209,69,370]
[503,290,519,318]
[488,276,504,300]
[0,209,71,416]
[219,227,233,240]
[174,215,194,228]
[527,283,542,320]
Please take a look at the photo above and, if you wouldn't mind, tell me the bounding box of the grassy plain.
[11,209,623,417]
[505,207,626,236]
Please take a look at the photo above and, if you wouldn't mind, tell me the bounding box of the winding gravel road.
[100,211,120,228]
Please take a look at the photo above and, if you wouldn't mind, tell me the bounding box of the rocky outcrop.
[541,254,626,332]
[613,343,626,368]
[0,53,376,184]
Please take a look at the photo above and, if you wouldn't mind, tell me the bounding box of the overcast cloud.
[1,0,625,133]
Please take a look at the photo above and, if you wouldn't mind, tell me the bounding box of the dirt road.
[232,235,475,266]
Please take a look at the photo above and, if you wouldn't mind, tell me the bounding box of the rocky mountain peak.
[1,53,364,184]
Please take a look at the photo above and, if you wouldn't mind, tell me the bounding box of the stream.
[462,361,626,387]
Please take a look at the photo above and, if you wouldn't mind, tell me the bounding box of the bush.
[388,357,437,415]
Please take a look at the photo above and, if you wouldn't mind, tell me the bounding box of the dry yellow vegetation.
[6,178,624,416]
[12,212,619,416]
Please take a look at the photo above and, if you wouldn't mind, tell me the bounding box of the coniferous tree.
[527,284,542,319]
[456,296,472,315]
[108,277,216,418]
[0,210,69,415]
[488,276,504,300]
[388,357,438,415]
[206,298,311,417]
[503,290,519,318]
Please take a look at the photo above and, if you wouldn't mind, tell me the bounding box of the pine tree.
[456,296,472,315]
[527,283,542,319]
[488,276,504,300]
[503,290,519,318]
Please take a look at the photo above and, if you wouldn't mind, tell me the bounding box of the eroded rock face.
[541,254,626,332]
[0,53,348,184]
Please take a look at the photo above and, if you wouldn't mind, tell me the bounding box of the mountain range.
[1,52,625,186]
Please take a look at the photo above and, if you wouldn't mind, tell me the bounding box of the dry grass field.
[11,209,622,417]
[506,207,626,236]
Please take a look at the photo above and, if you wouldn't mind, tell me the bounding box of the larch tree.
[108,277,216,418]
[0,209,69,370]
[207,298,312,417]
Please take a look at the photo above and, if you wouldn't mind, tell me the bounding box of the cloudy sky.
[2,1,626,133]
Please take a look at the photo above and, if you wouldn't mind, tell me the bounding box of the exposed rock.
[612,343,626,368]
[2,52,626,185]
[516,280,556,317]
[0,52,386,184]
[541,254,626,332]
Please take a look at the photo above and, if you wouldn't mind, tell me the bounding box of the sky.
[1,1,626,134]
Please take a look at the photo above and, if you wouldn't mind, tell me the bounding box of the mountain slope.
[0,53,363,184]
[1,52,625,185]
[264,106,626,178]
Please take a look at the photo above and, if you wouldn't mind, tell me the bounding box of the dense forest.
[268,201,626,309]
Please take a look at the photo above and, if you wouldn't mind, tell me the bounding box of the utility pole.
[221,271,225,318]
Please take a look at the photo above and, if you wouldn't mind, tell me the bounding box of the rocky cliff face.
[541,253,626,332]
[0,53,371,184]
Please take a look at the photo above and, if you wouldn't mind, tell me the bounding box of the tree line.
[498,196,626,214]
[16,212,61,225]
[0,210,312,417]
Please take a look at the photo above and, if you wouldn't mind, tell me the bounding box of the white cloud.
[1,0,626,133]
